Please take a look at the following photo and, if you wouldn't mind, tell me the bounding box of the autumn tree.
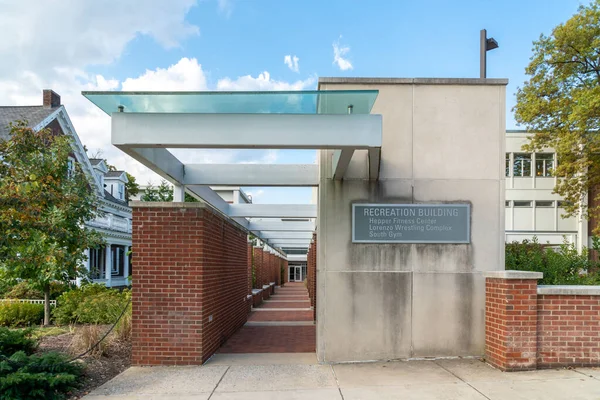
[0,122,103,325]
[515,1,600,233]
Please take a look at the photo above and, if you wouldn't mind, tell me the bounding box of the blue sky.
[2,0,588,204]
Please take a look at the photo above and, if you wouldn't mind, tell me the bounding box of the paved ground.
[220,283,316,353]
[83,354,600,399]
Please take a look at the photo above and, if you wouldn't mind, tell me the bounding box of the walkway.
[218,282,316,353]
[84,355,600,399]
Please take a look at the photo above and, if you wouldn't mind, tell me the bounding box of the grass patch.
[10,326,70,340]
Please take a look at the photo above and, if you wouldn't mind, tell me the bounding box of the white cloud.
[217,71,315,91]
[217,0,233,17]
[284,55,300,73]
[122,58,207,91]
[0,0,199,81]
[333,37,353,71]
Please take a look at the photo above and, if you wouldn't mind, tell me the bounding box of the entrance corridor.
[218,282,315,354]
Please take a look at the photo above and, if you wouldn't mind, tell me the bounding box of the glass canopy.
[82,90,378,115]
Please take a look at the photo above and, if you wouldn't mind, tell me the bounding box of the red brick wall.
[485,278,538,371]
[537,294,600,368]
[485,274,600,370]
[284,260,289,283]
[252,247,263,289]
[132,204,248,366]
[247,242,252,295]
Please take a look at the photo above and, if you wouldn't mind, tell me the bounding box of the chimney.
[42,89,61,108]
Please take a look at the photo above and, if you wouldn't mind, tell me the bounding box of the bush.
[0,328,37,357]
[0,302,44,328]
[506,238,600,285]
[4,281,73,301]
[0,351,83,400]
[53,284,129,326]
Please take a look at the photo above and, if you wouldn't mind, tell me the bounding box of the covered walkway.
[219,282,315,354]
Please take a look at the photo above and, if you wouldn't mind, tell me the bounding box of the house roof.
[89,158,104,166]
[0,106,59,140]
[104,189,128,206]
[105,170,126,178]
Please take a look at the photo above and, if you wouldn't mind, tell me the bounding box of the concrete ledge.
[538,285,600,295]
[484,270,543,280]
[262,285,271,290]
[129,201,207,209]
[270,282,276,286]
[318,77,509,85]
[246,295,252,300]
[252,289,262,295]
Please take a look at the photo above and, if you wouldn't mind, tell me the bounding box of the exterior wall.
[317,78,507,362]
[485,271,600,370]
[505,131,586,251]
[537,294,600,367]
[131,202,248,365]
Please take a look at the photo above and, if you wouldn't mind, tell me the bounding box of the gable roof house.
[0,90,132,287]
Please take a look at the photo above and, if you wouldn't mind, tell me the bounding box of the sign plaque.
[352,204,470,244]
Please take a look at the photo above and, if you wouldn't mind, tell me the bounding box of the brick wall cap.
[130,201,208,209]
[538,285,600,295]
[270,282,276,286]
[252,289,262,295]
[262,285,271,289]
[484,270,543,280]
[246,294,253,299]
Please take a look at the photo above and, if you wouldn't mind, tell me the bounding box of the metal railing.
[0,298,57,306]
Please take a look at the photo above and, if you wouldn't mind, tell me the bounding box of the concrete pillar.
[105,244,112,287]
[484,271,542,371]
[173,184,185,202]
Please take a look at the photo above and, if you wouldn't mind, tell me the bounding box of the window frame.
[513,153,532,177]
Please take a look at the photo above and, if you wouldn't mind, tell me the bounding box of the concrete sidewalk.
[83,354,600,400]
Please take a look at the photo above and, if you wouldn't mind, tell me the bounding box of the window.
[67,157,75,178]
[514,201,532,207]
[535,153,554,177]
[505,200,511,207]
[89,247,105,279]
[505,153,511,177]
[111,245,125,276]
[513,153,532,177]
[117,184,124,200]
[535,201,554,207]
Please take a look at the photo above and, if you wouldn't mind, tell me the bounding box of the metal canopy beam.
[332,148,354,180]
[112,113,382,149]
[229,204,317,218]
[368,148,381,180]
[123,148,184,183]
[248,221,315,232]
[259,232,313,239]
[184,164,318,186]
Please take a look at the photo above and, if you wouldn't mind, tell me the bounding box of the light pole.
[480,29,499,78]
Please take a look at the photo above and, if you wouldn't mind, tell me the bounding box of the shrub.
[0,328,37,357]
[0,302,44,327]
[0,351,83,400]
[53,284,129,326]
[3,281,73,301]
[52,283,111,325]
[506,238,600,285]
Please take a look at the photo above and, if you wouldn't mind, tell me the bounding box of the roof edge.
[318,77,509,86]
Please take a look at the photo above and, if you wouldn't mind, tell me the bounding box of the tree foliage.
[0,122,103,325]
[140,180,198,202]
[514,1,600,232]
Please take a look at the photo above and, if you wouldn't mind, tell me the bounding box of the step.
[253,308,313,312]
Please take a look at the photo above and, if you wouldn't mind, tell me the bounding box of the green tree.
[514,1,600,233]
[0,122,103,325]
[141,180,198,202]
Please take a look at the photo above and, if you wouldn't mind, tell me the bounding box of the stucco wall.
[317,78,507,362]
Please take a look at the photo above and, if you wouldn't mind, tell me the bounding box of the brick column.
[247,241,252,295]
[252,246,262,289]
[485,270,542,371]
[131,202,248,365]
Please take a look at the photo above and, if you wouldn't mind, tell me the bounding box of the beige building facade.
[316,78,507,362]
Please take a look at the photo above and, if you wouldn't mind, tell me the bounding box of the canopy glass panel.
[82,90,378,115]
